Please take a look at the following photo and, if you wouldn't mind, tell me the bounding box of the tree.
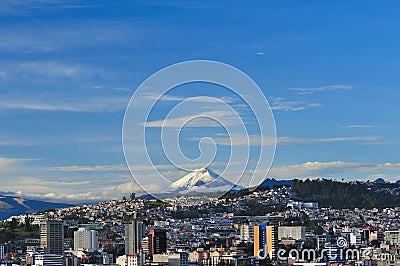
[130,193,136,200]
[9,218,18,231]
[25,215,32,232]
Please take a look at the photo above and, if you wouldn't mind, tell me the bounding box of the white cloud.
[0,140,30,146]
[21,191,111,203]
[209,134,382,146]
[345,125,376,128]
[113,181,162,194]
[0,95,129,112]
[46,165,128,172]
[277,136,382,144]
[269,161,400,181]
[0,20,135,52]
[143,110,242,128]
[269,97,322,112]
[15,61,97,78]
[289,85,354,94]
[0,157,20,167]
[142,94,235,104]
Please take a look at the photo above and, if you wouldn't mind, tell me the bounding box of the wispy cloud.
[143,110,242,128]
[0,95,129,112]
[46,161,239,173]
[345,125,376,128]
[0,20,136,52]
[0,140,31,146]
[277,136,382,144]
[46,165,128,172]
[0,157,21,167]
[16,61,98,78]
[269,161,400,181]
[269,97,322,112]
[208,134,381,146]
[142,94,235,104]
[289,85,354,95]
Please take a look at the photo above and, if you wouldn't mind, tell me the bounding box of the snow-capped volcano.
[170,168,242,192]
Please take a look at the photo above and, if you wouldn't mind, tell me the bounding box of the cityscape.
[1,1,400,266]
[1,181,400,266]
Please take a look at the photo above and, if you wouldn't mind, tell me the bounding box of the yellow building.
[254,224,278,260]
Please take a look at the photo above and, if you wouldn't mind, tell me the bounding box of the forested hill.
[292,179,400,209]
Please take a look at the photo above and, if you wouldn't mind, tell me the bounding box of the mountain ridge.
[0,195,74,221]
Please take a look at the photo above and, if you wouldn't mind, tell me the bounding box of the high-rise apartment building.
[278,226,306,241]
[74,227,99,251]
[40,220,64,255]
[0,244,4,260]
[125,220,146,255]
[254,224,278,260]
[240,224,254,241]
[149,229,167,256]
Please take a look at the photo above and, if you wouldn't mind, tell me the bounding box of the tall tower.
[0,244,4,260]
[254,224,278,260]
[40,220,64,255]
[149,229,167,256]
[125,220,145,255]
[74,227,99,251]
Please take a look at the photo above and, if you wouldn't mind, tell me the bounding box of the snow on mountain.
[170,168,242,192]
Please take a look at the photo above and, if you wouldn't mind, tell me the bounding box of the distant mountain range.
[373,178,400,184]
[0,195,74,221]
[259,178,293,188]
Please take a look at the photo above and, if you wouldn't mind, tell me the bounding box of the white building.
[303,202,319,209]
[73,228,99,251]
[278,226,306,241]
[141,237,149,255]
[32,254,63,266]
[384,230,400,246]
[116,254,142,266]
[0,244,4,260]
[240,224,254,241]
[349,232,362,247]
[168,252,189,266]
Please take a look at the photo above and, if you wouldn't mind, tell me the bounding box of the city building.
[149,229,167,256]
[278,226,306,241]
[0,244,4,260]
[32,253,63,266]
[125,220,145,255]
[141,236,149,255]
[74,227,99,251]
[254,223,278,260]
[168,252,189,266]
[323,243,344,262]
[240,224,254,241]
[64,253,81,266]
[349,232,362,247]
[384,230,400,246]
[117,254,142,266]
[40,220,64,255]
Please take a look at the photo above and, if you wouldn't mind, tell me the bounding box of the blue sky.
[0,1,400,202]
